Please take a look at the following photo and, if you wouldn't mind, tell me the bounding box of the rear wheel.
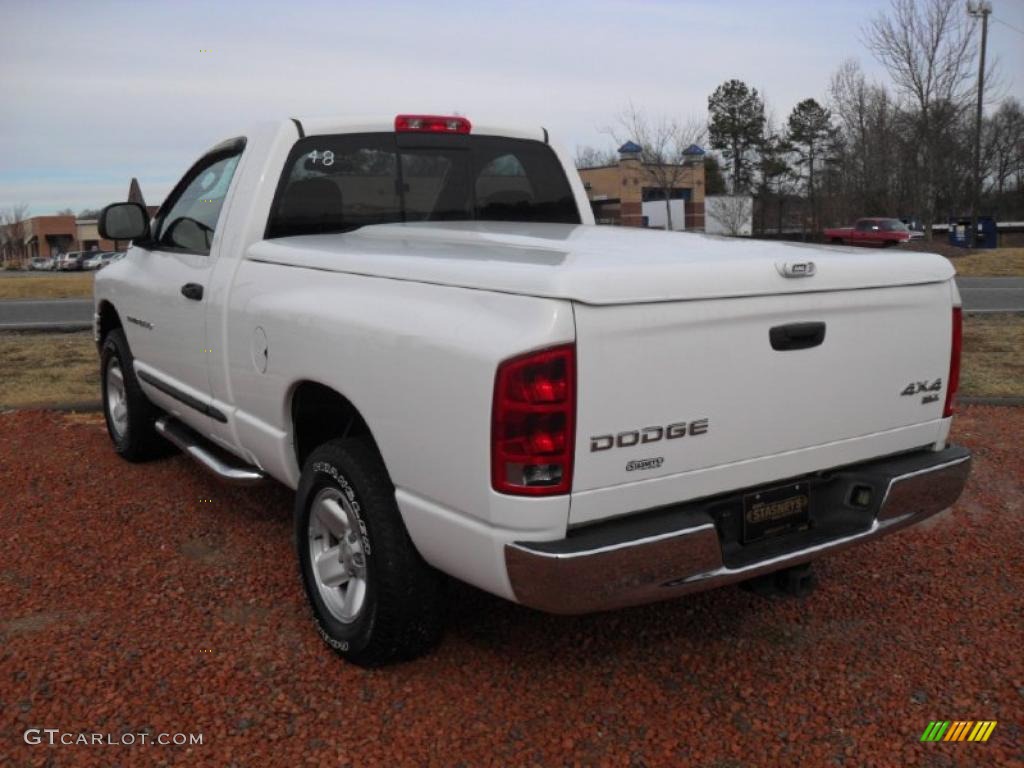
[830,237,843,245]
[100,328,169,461]
[295,438,445,667]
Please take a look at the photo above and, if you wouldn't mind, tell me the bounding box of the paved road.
[0,278,1021,330]
[955,277,1024,313]
[0,299,93,330]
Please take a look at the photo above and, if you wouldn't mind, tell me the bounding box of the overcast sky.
[2,0,1022,215]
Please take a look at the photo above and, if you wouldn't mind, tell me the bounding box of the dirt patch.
[0,331,98,409]
[948,247,1024,277]
[961,315,1024,397]
[219,602,274,626]
[179,535,229,566]
[0,272,94,300]
[0,611,99,637]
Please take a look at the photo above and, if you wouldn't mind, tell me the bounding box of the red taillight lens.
[492,344,575,496]
[943,307,962,418]
[394,114,471,134]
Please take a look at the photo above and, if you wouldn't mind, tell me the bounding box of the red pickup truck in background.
[825,218,912,247]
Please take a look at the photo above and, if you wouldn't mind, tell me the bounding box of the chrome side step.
[155,417,266,486]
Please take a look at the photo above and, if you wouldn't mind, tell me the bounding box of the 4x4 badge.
[901,379,942,396]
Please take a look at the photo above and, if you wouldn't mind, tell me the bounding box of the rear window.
[266,133,580,238]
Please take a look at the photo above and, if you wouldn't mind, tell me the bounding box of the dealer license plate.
[742,482,810,543]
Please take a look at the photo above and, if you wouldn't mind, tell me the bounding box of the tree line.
[578,0,1024,239]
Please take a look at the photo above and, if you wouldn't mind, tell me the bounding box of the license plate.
[742,482,810,543]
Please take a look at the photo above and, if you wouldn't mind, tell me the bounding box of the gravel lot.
[2,407,1021,767]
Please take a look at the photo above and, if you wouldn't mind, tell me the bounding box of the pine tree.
[787,99,834,233]
[708,79,766,193]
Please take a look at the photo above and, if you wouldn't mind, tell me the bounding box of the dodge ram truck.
[825,217,913,247]
[94,114,971,666]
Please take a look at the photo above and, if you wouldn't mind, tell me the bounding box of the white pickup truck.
[95,114,971,666]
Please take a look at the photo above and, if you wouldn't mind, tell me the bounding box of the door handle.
[181,283,204,301]
[770,321,826,351]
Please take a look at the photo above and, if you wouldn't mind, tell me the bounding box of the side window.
[155,144,244,254]
[855,220,871,231]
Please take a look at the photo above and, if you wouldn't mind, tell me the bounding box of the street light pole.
[968,0,992,249]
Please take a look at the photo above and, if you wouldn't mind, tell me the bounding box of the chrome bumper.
[505,446,971,614]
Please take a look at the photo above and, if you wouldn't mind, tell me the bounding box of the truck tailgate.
[570,281,955,526]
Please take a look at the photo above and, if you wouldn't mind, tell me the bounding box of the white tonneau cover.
[246,221,955,305]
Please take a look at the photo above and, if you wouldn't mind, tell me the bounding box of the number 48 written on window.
[308,150,334,167]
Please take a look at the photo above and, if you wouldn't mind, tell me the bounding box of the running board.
[155,417,266,486]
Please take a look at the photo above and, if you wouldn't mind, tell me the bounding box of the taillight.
[394,114,471,134]
[492,344,575,496]
[943,306,962,418]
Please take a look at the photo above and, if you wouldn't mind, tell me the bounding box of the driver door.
[120,139,245,432]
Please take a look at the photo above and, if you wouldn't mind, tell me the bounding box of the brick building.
[577,141,706,230]
[1,215,121,265]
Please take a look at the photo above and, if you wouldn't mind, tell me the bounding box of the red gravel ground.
[1,406,1022,768]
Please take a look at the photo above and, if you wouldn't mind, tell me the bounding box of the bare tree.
[573,145,618,169]
[984,98,1024,195]
[1,203,30,267]
[604,103,706,230]
[705,195,753,236]
[863,0,978,237]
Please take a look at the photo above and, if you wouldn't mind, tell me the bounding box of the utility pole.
[967,0,991,248]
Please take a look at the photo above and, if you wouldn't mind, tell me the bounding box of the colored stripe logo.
[920,721,997,742]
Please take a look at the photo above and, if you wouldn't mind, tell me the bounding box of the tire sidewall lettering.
[311,461,372,555]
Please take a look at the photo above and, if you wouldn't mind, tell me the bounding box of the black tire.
[100,328,169,461]
[830,237,843,245]
[295,439,445,667]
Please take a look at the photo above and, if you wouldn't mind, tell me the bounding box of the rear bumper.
[505,445,970,614]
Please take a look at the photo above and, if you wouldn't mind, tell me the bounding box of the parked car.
[900,218,925,240]
[94,114,971,667]
[98,252,123,269]
[58,250,94,271]
[825,218,912,247]
[83,253,105,270]
[93,252,125,269]
[29,257,52,271]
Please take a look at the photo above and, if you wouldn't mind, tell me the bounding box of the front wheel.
[100,328,169,461]
[295,439,445,667]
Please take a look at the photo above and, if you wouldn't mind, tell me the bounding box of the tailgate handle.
[770,322,826,351]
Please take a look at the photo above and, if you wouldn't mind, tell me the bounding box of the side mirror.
[99,202,150,241]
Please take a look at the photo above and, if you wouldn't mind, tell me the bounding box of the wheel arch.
[96,300,123,349]
[289,380,378,471]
